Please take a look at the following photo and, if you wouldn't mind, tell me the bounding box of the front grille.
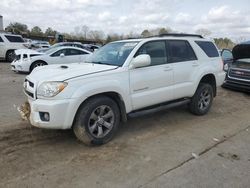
[229,69,250,81]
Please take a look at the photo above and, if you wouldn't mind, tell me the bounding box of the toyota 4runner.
[22,34,225,145]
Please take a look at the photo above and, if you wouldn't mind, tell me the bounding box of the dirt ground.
[0,62,249,188]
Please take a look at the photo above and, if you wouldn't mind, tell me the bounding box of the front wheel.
[6,50,15,62]
[30,61,46,72]
[189,83,213,115]
[73,96,120,145]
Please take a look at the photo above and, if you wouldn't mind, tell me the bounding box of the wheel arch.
[30,60,48,72]
[73,91,127,127]
[198,74,217,97]
[5,49,16,61]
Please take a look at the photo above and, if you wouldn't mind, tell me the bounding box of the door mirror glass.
[130,54,151,69]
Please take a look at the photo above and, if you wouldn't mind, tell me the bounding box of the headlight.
[224,63,229,72]
[37,82,68,97]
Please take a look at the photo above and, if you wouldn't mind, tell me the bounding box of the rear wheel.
[73,96,120,145]
[189,83,213,115]
[6,50,15,62]
[30,61,46,72]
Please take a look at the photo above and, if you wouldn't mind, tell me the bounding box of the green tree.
[141,30,151,37]
[45,27,57,36]
[5,22,29,34]
[30,26,43,36]
[158,27,172,35]
[214,38,235,49]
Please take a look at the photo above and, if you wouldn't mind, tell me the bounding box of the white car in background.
[0,33,28,62]
[11,46,92,73]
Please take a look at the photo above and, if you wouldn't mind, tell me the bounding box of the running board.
[128,98,190,118]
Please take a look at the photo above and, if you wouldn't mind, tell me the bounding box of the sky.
[0,0,250,39]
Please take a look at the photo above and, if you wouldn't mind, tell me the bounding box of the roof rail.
[157,33,203,38]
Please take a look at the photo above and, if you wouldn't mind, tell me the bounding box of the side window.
[136,41,167,66]
[4,35,24,43]
[167,40,197,63]
[65,49,88,56]
[0,36,3,42]
[51,49,67,57]
[195,41,219,57]
[221,50,233,60]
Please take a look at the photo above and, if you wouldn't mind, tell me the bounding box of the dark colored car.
[223,41,250,92]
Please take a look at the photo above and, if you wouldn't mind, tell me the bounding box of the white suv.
[0,33,27,62]
[22,34,225,145]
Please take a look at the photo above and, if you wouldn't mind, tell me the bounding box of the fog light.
[39,112,50,122]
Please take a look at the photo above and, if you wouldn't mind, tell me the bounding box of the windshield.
[87,41,138,66]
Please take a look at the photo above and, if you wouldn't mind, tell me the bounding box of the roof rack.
[157,33,203,38]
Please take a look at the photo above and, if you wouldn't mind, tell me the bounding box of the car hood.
[232,43,250,60]
[27,63,118,83]
[15,49,44,55]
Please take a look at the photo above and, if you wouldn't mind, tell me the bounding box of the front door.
[129,40,174,110]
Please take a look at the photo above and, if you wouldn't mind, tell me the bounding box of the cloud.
[0,0,249,39]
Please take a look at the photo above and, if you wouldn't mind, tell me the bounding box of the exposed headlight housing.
[224,63,229,72]
[37,81,68,98]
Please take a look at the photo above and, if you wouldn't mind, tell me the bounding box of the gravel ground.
[0,62,249,188]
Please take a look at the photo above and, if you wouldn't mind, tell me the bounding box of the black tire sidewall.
[75,96,120,145]
[31,61,45,72]
[6,51,15,62]
[190,83,213,115]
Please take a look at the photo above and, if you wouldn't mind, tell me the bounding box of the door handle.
[164,66,173,71]
[192,62,199,67]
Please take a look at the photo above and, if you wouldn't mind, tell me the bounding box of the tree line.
[5,22,237,49]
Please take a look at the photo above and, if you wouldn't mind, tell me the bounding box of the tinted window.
[136,41,167,66]
[23,54,28,59]
[51,49,67,57]
[66,49,87,56]
[0,36,3,42]
[195,41,219,57]
[5,35,24,43]
[167,40,197,63]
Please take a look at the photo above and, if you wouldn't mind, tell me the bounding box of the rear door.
[0,36,4,58]
[166,40,199,99]
[129,40,174,110]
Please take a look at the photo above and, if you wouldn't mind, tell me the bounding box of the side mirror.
[130,54,151,69]
[60,53,65,58]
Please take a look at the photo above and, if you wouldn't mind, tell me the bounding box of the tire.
[73,96,120,145]
[6,50,15,62]
[30,61,46,72]
[189,83,213,115]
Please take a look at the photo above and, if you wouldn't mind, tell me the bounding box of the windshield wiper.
[91,61,113,66]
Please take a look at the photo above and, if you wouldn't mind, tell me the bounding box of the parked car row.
[0,32,100,62]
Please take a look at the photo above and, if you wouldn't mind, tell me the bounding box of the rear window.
[0,36,3,42]
[5,35,24,43]
[30,54,41,57]
[167,40,197,63]
[195,41,219,57]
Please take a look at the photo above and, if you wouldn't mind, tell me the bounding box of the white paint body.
[11,46,92,72]
[0,33,27,60]
[23,37,226,129]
